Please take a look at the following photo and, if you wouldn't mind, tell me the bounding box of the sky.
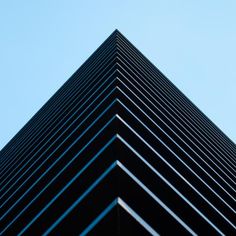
[0,0,236,149]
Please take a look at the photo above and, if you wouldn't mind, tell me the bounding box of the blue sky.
[0,0,236,149]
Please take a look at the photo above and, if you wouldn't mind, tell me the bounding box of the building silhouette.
[0,30,235,235]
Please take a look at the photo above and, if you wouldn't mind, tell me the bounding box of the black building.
[0,30,235,235]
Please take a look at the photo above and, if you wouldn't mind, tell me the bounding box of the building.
[0,30,235,235]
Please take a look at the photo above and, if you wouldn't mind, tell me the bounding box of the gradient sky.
[0,0,236,149]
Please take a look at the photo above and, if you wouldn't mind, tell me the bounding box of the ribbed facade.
[0,30,235,235]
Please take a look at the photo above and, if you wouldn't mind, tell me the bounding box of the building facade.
[0,30,235,235]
